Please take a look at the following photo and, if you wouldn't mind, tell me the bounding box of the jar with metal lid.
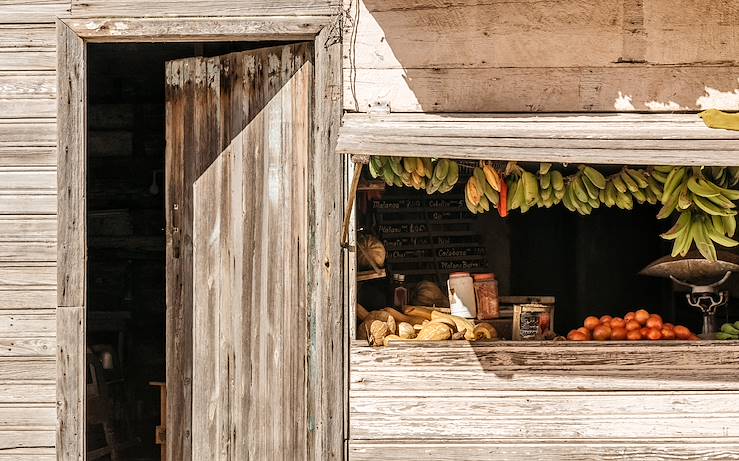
[448,272,476,318]
[473,273,499,320]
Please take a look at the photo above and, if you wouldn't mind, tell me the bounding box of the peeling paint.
[85,21,99,30]
[644,100,688,111]
[613,91,635,111]
[696,83,739,110]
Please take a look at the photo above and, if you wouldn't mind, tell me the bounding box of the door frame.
[57,15,344,461]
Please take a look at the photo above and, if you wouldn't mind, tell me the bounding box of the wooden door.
[165,43,312,460]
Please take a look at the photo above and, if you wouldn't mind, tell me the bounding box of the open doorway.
[85,41,278,461]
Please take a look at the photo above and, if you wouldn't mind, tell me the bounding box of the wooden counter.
[349,341,739,460]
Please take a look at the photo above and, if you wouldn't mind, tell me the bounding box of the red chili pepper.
[498,180,508,217]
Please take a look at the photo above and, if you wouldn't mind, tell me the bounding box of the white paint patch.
[113,22,129,30]
[644,100,688,111]
[613,92,635,111]
[85,21,100,30]
[696,82,739,110]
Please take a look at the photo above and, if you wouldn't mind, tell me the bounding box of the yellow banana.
[482,164,501,192]
[699,109,739,132]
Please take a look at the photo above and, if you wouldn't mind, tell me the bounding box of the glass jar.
[473,273,499,320]
[392,273,408,308]
[448,272,476,318]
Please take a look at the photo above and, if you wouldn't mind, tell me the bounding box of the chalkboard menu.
[371,189,490,287]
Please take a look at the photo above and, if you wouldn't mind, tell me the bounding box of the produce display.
[356,304,497,346]
[717,322,739,340]
[567,309,699,341]
[367,157,739,262]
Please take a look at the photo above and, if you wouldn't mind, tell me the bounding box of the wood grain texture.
[70,0,338,17]
[345,0,739,69]
[56,20,85,308]
[56,306,84,461]
[351,342,739,451]
[344,0,739,112]
[345,66,739,112]
[349,439,739,460]
[64,16,327,42]
[0,264,55,290]
[167,43,313,460]
[0,404,55,427]
[0,71,56,119]
[0,120,55,146]
[337,113,739,166]
[0,1,69,24]
[306,27,344,461]
[187,43,312,460]
[0,311,55,337]
[0,147,56,167]
[0,357,55,380]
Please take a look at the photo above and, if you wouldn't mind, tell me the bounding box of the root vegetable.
[383,307,427,326]
[473,322,498,340]
[397,322,416,339]
[415,322,453,341]
[431,311,476,340]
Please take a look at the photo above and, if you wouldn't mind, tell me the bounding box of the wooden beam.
[349,439,739,460]
[56,20,85,308]
[69,0,338,18]
[307,27,345,461]
[62,16,329,42]
[56,19,85,461]
[337,113,739,166]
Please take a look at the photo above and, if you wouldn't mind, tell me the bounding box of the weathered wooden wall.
[1,2,340,460]
[344,0,739,112]
[0,2,65,459]
[350,342,739,459]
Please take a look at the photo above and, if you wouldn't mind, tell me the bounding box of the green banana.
[722,214,737,237]
[551,170,565,191]
[434,158,449,180]
[693,194,735,216]
[687,176,720,198]
[572,176,589,203]
[661,211,691,240]
[625,168,649,189]
[522,171,539,206]
[646,175,664,200]
[581,174,600,200]
[582,166,606,189]
[540,171,551,190]
[620,170,640,193]
[661,167,687,205]
[716,332,738,340]
[611,174,628,193]
[694,216,718,261]
[721,323,739,335]
[539,163,552,175]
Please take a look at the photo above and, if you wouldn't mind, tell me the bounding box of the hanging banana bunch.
[652,165,739,261]
[367,156,459,192]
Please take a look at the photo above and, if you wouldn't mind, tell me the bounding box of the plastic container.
[473,273,499,320]
[447,272,476,318]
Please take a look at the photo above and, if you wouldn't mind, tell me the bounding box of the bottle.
[473,273,499,320]
[392,273,408,308]
[448,272,476,318]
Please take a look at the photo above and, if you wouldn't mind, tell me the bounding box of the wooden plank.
[0,51,55,72]
[0,430,55,450]
[0,216,56,240]
[336,113,739,166]
[0,405,55,427]
[165,56,192,461]
[0,265,55,290]
[0,291,55,310]
[351,342,739,392]
[0,147,56,167]
[56,306,84,461]
[344,0,739,70]
[0,194,56,216]
[306,27,344,461]
[344,66,739,113]
[0,242,55,262]
[57,20,85,309]
[0,167,56,190]
[0,357,55,380]
[0,311,55,337]
[0,24,55,48]
[70,0,337,17]
[351,393,739,439]
[0,120,56,146]
[0,337,54,357]
[0,384,55,403]
[0,99,55,119]
[64,16,328,42]
[349,439,739,460]
[0,1,69,24]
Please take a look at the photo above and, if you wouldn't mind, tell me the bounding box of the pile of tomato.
[567,309,699,341]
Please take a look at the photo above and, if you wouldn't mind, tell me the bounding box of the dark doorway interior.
[85,41,274,461]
